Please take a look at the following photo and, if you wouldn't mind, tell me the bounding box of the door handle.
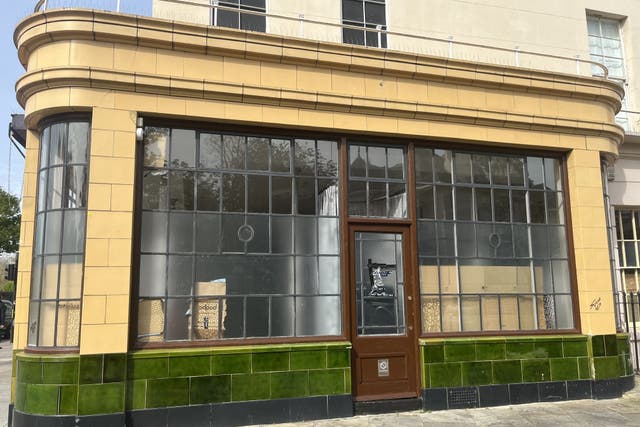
[407,296,413,301]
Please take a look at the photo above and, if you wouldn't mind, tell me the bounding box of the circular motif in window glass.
[488,232,502,249]
[237,224,255,243]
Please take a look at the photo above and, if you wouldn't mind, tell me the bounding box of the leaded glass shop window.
[29,118,90,347]
[416,149,574,333]
[138,127,341,342]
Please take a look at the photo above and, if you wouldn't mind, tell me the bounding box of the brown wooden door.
[349,224,418,401]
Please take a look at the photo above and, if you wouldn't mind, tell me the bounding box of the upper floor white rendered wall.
[151,0,640,114]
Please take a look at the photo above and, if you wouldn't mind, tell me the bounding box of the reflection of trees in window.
[138,127,341,342]
[29,118,90,348]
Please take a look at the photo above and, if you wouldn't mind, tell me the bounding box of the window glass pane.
[295,217,317,255]
[454,152,472,183]
[365,1,385,24]
[39,127,50,168]
[28,302,39,346]
[218,9,239,28]
[271,216,292,253]
[67,122,89,164]
[223,135,246,169]
[295,296,341,336]
[512,190,527,222]
[143,170,168,210]
[493,189,510,222]
[491,156,509,185]
[602,20,620,38]
[65,166,87,208]
[240,12,266,32]
[461,296,480,331]
[318,218,339,254]
[247,137,269,171]
[319,257,340,294]
[415,148,433,182]
[317,140,338,177]
[475,188,491,221]
[387,148,404,179]
[241,215,268,254]
[141,212,168,252]
[62,211,86,254]
[455,187,473,220]
[546,192,564,225]
[508,157,525,186]
[435,186,453,220]
[555,295,574,329]
[168,256,193,296]
[197,172,220,211]
[318,179,339,216]
[221,214,245,253]
[37,170,47,213]
[457,223,475,257]
[549,226,568,258]
[41,256,59,300]
[34,214,44,256]
[38,302,57,346]
[169,212,194,252]
[196,213,220,253]
[44,211,63,254]
[531,225,549,259]
[433,150,452,183]
[199,133,221,169]
[418,221,437,257]
[169,171,195,210]
[247,175,270,213]
[416,185,434,219]
[166,298,190,341]
[49,123,66,167]
[529,191,546,223]
[348,181,367,216]
[222,174,245,212]
[388,183,407,218]
[367,146,386,178]
[544,158,561,191]
[368,181,387,216]
[343,0,364,22]
[296,178,316,215]
[437,223,455,257]
[349,145,367,177]
[472,154,490,184]
[140,255,166,297]
[271,139,291,173]
[296,256,318,294]
[58,256,83,299]
[272,176,292,214]
[246,297,269,337]
[144,127,169,167]
[295,139,316,176]
[137,299,165,341]
[47,166,64,210]
[57,301,80,346]
[527,157,545,189]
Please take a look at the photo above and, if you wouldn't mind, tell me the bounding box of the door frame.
[347,221,421,401]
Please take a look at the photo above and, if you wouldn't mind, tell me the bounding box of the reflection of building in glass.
[8,1,640,425]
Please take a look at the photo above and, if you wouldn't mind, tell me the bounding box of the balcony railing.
[32,0,611,79]
[618,110,640,136]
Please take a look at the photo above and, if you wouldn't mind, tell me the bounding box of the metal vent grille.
[448,387,478,407]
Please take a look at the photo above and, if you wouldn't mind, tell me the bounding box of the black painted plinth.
[422,375,635,411]
[10,395,353,427]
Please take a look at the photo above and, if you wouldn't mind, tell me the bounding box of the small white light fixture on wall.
[136,117,144,142]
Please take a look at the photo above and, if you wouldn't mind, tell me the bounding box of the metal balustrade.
[33,0,610,78]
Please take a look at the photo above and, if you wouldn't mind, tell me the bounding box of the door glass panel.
[355,232,406,335]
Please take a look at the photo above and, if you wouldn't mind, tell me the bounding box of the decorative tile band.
[420,334,632,389]
[12,342,352,417]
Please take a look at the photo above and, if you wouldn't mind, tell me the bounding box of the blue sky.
[0,2,33,198]
[0,1,152,199]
